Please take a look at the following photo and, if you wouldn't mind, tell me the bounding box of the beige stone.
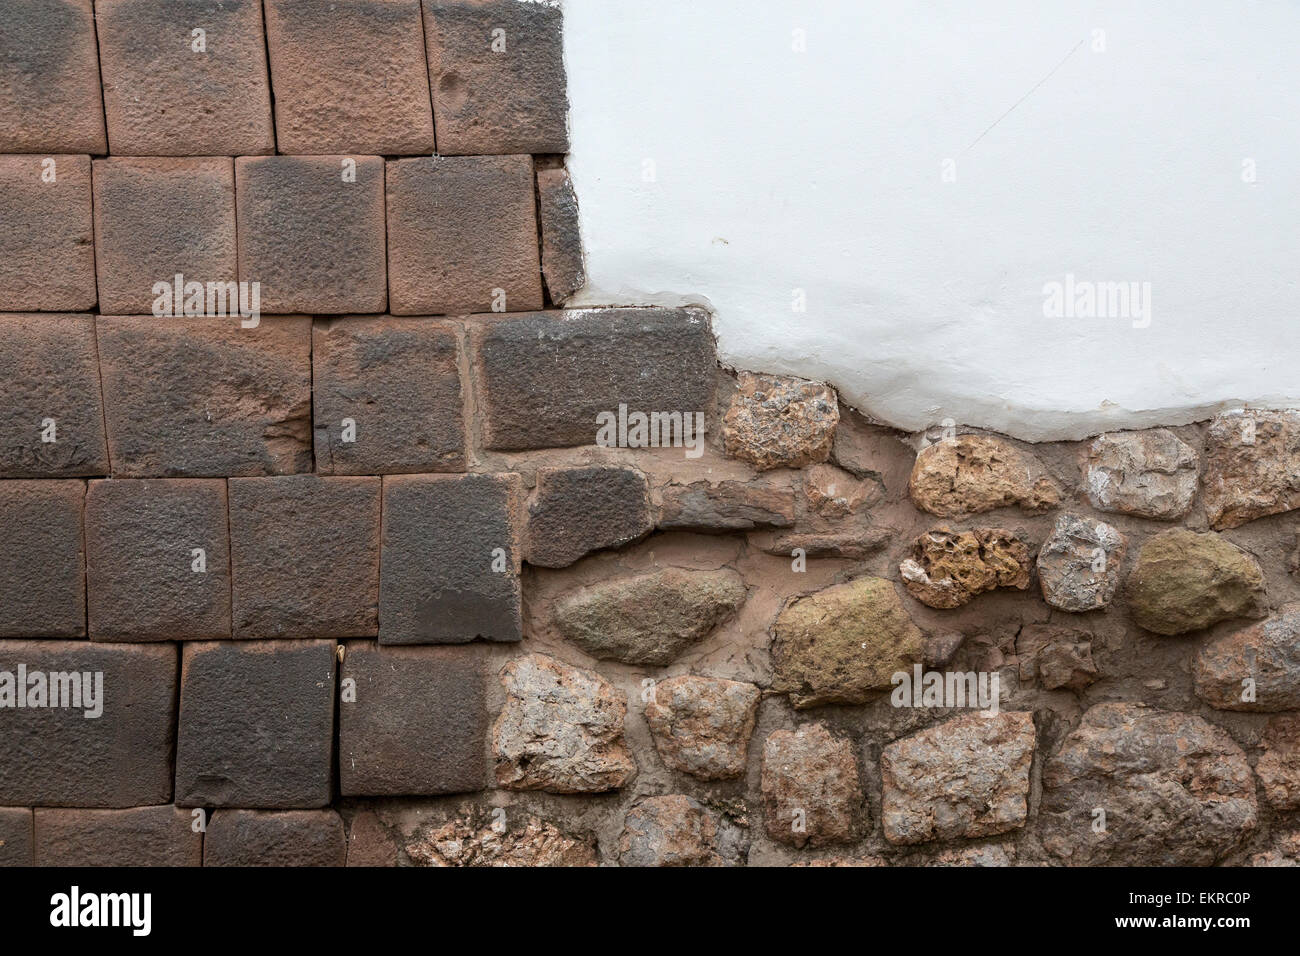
[900,526,1031,609]
[909,434,1062,517]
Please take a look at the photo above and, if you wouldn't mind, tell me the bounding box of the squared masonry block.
[379,474,522,645]
[236,156,387,314]
[0,314,108,477]
[85,478,231,641]
[0,0,106,153]
[34,806,202,866]
[0,480,85,638]
[0,808,33,867]
[229,476,381,639]
[0,641,177,807]
[537,164,586,304]
[472,308,718,450]
[339,642,487,796]
[175,640,337,809]
[91,157,237,315]
[264,0,434,154]
[95,0,274,155]
[0,156,96,311]
[423,0,568,155]
[526,466,654,568]
[97,316,313,477]
[205,809,345,866]
[386,155,542,316]
[312,317,466,475]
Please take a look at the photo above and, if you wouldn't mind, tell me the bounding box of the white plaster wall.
[562,0,1300,442]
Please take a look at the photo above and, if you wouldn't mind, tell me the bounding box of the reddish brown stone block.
[0,808,33,867]
[0,156,96,311]
[229,476,381,639]
[537,165,586,304]
[95,0,274,155]
[386,155,542,316]
[312,317,466,475]
[345,810,401,867]
[34,806,202,866]
[0,480,85,638]
[205,809,345,866]
[235,156,387,314]
[96,316,313,477]
[0,0,106,153]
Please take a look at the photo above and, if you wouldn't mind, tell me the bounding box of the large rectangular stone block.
[0,156,96,311]
[0,480,85,638]
[204,809,345,866]
[34,806,202,866]
[0,808,33,866]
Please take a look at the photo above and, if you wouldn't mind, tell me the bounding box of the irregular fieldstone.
[205,809,345,867]
[0,480,85,638]
[909,434,1062,517]
[772,577,924,709]
[659,478,795,532]
[880,712,1035,845]
[761,723,862,848]
[553,568,746,666]
[525,466,653,568]
[1040,702,1257,866]
[760,527,893,560]
[537,165,586,304]
[899,527,1031,609]
[619,795,725,867]
[1256,715,1300,810]
[1036,512,1126,612]
[1193,605,1300,711]
[407,809,597,867]
[1084,428,1199,519]
[0,808,32,866]
[644,675,760,779]
[1127,528,1266,635]
[493,654,636,794]
[1250,828,1300,867]
[722,372,838,471]
[922,843,1016,867]
[0,155,96,311]
[803,463,882,517]
[35,806,201,867]
[1016,624,1098,692]
[1203,409,1300,530]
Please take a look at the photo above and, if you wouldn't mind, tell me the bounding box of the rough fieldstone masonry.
[0,1,1298,871]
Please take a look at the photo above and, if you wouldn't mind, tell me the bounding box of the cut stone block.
[204,809,345,866]
[34,806,201,866]
[0,156,96,311]
[0,480,85,638]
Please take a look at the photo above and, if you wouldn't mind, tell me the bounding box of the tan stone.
[1084,428,1199,519]
[1127,528,1266,635]
[644,676,760,780]
[618,795,725,867]
[761,723,862,848]
[722,372,838,471]
[899,527,1031,609]
[1203,409,1300,530]
[407,809,597,867]
[1193,605,1300,711]
[909,434,1062,517]
[803,463,882,517]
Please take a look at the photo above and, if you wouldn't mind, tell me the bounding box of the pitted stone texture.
[761,723,862,848]
[1016,624,1098,691]
[0,481,85,638]
[922,844,1016,867]
[422,0,569,155]
[525,466,653,568]
[553,568,746,666]
[1040,702,1258,866]
[1127,528,1266,635]
[387,155,542,315]
[264,0,433,154]
[537,166,586,304]
[96,0,274,155]
[880,712,1035,845]
[0,0,106,153]
[0,156,95,311]
[35,806,201,867]
[1256,715,1300,810]
[91,158,237,315]
[1204,410,1300,530]
[619,795,725,867]
[97,316,312,477]
[379,473,522,644]
[909,435,1062,517]
[493,654,635,794]
[772,576,924,709]
[658,479,795,532]
[86,478,230,641]
[235,156,387,314]
[0,641,176,807]
[1250,828,1300,867]
[205,810,345,867]
[1084,428,1199,519]
[175,640,336,809]
[473,308,716,450]
[229,476,380,639]
[722,372,838,471]
[1036,513,1126,612]
[407,809,597,867]
[644,676,760,780]
[0,808,33,866]
[900,527,1031,609]
[1193,605,1300,711]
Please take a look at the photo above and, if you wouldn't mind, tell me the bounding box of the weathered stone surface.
[0,808,32,866]
[1249,828,1300,867]
[644,675,760,779]
[1016,624,1098,691]
[85,478,231,641]
[619,795,725,867]
[909,435,1062,517]
[1084,428,1199,519]
[537,165,586,304]
[658,479,795,532]
[900,527,1031,609]
[722,372,838,471]
[0,641,177,807]
[34,806,201,867]
[922,843,1016,867]
[772,577,924,709]
[0,480,85,637]
[205,809,345,867]
[1127,528,1266,635]
[175,640,336,808]
[379,473,521,644]
[1040,702,1258,865]
[553,568,746,666]
[761,723,861,848]
[1036,513,1126,612]
[526,466,653,568]
[229,476,380,639]
[339,642,487,796]
[760,527,893,560]
[0,156,96,311]
[345,810,401,867]
[406,808,597,867]
[802,463,881,517]
[1203,409,1300,530]
[97,316,312,477]
[1193,605,1300,711]
[1256,715,1300,810]
[881,712,1035,845]
[493,654,635,793]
